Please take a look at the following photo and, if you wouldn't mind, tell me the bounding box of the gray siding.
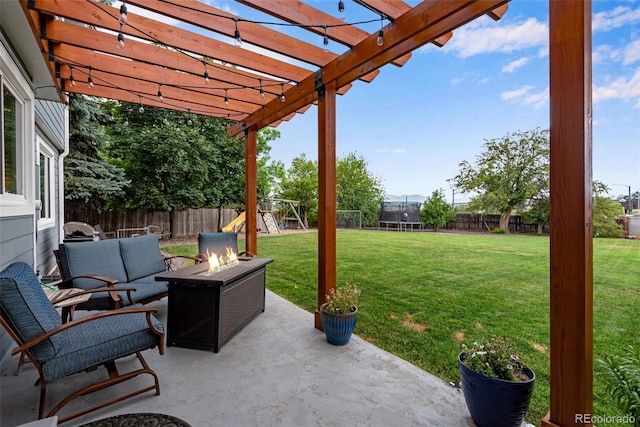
[35,100,65,150]
[0,216,34,271]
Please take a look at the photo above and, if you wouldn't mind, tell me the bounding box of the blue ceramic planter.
[458,352,535,427]
[320,304,358,345]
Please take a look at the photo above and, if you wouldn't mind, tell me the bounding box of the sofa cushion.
[58,239,128,289]
[119,234,167,282]
[0,262,63,362]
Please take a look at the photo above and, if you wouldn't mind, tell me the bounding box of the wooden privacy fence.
[444,213,542,233]
[66,207,242,239]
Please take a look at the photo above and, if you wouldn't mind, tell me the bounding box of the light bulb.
[69,75,76,87]
[204,70,209,84]
[376,29,384,46]
[138,105,144,113]
[119,3,128,25]
[338,0,345,13]
[323,34,329,52]
[234,29,242,47]
[158,88,163,102]
[260,88,265,99]
[280,93,286,102]
[117,32,125,49]
[187,118,193,125]
[88,76,94,88]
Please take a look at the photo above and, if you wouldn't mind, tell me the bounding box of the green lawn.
[165,230,640,426]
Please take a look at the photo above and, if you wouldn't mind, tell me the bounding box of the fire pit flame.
[202,247,240,275]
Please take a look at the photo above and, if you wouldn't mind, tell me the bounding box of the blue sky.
[265,0,640,202]
[127,1,639,203]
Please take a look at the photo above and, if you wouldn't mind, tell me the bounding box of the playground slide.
[222,211,246,233]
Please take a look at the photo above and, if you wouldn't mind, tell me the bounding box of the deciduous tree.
[279,154,318,228]
[336,152,385,227]
[420,189,455,231]
[450,129,549,233]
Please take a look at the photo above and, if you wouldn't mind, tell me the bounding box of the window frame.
[37,137,55,229]
[1,42,35,218]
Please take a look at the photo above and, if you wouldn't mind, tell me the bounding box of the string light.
[280,84,286,102]
[338,1,345,14]
[234,19,242,47]
[323,26,329,52]
[376,29,384,46]
[117,23,125,49]
[224,89,229,106]
[187,109,193,125]
[138,96,144,113]
[69,67,76,87]
[202,62,210,84]
[119,1,128,25]
[87,66,94,88]
[157,84,163,102]
[258,79,264,99]
[377,15,385,46]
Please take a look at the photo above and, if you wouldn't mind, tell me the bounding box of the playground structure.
[378,201,423,231]
[221,199,306,234]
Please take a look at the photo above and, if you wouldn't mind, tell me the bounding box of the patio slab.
[1,291,474,426]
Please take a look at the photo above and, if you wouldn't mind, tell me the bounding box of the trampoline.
[378,201,422,231]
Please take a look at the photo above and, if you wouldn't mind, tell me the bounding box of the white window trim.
[37,137,55,230]
[1,41,35,218]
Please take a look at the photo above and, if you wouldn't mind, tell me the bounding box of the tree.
[256,128,285,202]
[450,128,549,233]
[420,189,455,231]
[593,182,624,238]
[279,154,318,228]
[65,94,129,212]
[336,152,385,227]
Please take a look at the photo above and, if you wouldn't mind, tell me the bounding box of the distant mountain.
[384,194,426,203]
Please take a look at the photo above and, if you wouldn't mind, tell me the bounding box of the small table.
[155,257,273,352]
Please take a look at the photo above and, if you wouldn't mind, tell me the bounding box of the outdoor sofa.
[55,234,193,311]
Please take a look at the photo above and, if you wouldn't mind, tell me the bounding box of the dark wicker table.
[80,413,190,426]
[155,257,273,352]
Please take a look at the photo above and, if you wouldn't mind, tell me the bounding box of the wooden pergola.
[20,1,593,425]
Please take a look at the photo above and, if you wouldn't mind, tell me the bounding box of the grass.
[165,230,640,426]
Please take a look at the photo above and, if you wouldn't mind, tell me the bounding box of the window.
[38,140,55,227]
[1,81,23,196]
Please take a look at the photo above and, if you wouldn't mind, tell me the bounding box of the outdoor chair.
[0,262,165,424]
[196,232,255,263]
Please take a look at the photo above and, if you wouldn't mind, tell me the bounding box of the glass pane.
[40,152,47,218]
[3,86,19,194]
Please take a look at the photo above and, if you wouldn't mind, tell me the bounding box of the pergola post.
[315,80,337,330]
[542,1,593,426]
[244,126,258,255]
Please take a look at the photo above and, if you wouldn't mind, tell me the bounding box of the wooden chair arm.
[11,306,162,356]
[52,286,136,306]
[55,276,129,304]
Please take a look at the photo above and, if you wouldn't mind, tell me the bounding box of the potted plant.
[320,283,360,345]
[458,336,535,427]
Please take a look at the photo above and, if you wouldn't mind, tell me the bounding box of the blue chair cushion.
[119,234,166,282]
[40,306,164,383]
[58,239,128,289]
[0,262,63,362]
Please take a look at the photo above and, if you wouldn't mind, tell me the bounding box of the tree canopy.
[336,152,385,226]
[65,94,129,212]
[420,189,455,231]
[450,128,550,232]
[279,154,318,228]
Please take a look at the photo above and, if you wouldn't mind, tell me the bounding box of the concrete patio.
[1,290,474,427]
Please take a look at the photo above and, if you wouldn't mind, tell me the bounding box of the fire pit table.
[155,257,273,352]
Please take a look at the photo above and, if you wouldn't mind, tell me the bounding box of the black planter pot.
[458,352,535,427]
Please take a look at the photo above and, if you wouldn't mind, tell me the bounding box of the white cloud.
[442,17,547,58]
[594,68,640,108]
[623,40,640,65]
[592,6,640,32]
[501,85,548,109]
[451,77,464,86]
[501,85,535,101]
[502,57,530,73]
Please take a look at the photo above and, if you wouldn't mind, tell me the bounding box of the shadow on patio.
[1,291,472,426]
